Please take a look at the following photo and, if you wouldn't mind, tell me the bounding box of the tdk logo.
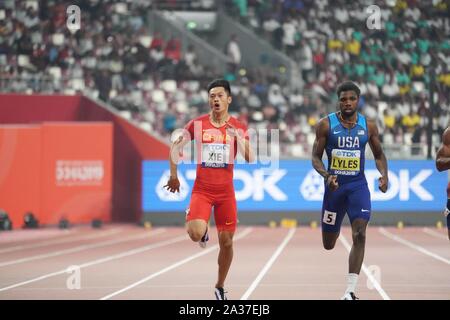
[299,169,434,202]
[155,169,288,202]
[154,168,435,202]
[233,169,287,201]
[365,169,433,201]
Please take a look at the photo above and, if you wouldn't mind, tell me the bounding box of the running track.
[0,224,448,300]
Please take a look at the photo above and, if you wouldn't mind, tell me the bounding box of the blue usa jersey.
[325,112,369,185]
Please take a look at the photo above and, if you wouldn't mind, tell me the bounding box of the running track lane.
[0,225,448,299]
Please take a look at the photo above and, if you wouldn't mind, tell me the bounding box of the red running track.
[0,224,448,300]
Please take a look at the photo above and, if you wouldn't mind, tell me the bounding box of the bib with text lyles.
[201,143,230,168]
[325,112,368,184]
[330,149,360,176]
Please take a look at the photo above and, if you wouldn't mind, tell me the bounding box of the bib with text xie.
[201,143,230,168]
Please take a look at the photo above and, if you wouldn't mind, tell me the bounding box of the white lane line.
[240,228,296,300]
[0,229,80,245]
[0,228,124,254]
[423,228,448,240]
[379,228,450,265]
[100,227,254,300]
[0,229,175,292]
[12,282,450,292]
[339,233,391,300]
[0,229,166,267]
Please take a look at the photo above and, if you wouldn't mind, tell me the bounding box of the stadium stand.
[0,0,448,158]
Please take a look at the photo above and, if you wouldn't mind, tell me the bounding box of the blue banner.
[142,160,448,212]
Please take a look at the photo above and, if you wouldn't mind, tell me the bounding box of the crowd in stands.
[0,0,448,158]
[225,0,450,156]
[0,0,217,135]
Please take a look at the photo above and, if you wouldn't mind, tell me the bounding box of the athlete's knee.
[186,220,207,242]
[323,241,335,250]
[322,232,338,250]
[187,225,206,242]
[352,228,366,245]
[323,237,337,250]
[188,229,203,242]
[220,238,233,249]
[219,233,233,249]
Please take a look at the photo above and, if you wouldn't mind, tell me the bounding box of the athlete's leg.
[321,186,347,250]
[347,184,371,274]
[185,192,212,242]
[186,220,207,242]
[338,217,368,299]
[214,195,237,290]
[322,231,340,250]
[341,184,371,299]
[447,219,450,241]
[348,218,368,274]
[216,230,234,288]
[445,207,450,241]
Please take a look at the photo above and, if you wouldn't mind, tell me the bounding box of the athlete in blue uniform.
[435,127,450,241]
[312,81,389,300]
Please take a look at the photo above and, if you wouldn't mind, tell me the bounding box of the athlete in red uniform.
[164,79,254,300]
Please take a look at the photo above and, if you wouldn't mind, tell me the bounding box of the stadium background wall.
[0,94,170,226]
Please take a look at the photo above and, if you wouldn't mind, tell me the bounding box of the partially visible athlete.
[436,127,450,240]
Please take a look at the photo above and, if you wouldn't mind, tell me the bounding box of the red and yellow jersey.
[184,114,248,192]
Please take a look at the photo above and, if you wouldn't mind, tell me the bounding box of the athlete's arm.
[311,117,339,191]
[226,121,255,163]
[164,132,190,193]
[312,118,329,179]
[237,137,254,163]
[436,128,450,172]
[368,120,388,193]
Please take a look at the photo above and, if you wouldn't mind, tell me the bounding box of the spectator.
[225,34,241,74]
[300,39,313,82]
[282,16,297,57]
[164,36,181,62]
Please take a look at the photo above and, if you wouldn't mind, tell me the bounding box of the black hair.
[336,81,361,97]
[207,79,231,96]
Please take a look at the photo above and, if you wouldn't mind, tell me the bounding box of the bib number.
[330,149,360,176]
[201,143,230,168]
[323,210,337,225]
